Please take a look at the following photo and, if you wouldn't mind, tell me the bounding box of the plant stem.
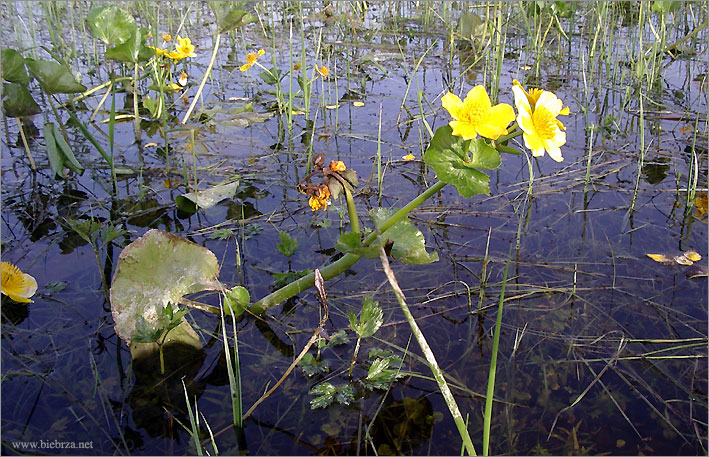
[249,181,447,314]
[15,117,36,171]
[182,32,221,124]
[378,245,476,456]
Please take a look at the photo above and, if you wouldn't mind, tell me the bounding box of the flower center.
[531,106,557,140]
[1,263,24,292]
[464,104,486,126]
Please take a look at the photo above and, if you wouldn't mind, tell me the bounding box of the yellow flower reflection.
[1,262,37,303]
[441,86,515,141]
[512,81,570,162]
[240,49,265,72]
[329,160,346,172]
[309,185,331,211]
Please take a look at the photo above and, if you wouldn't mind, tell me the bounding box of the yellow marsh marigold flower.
[161,33,172,42]
[329,160,346,172]
[148,46,168,57]
[441,86,515,141]
[315,65,330,78]
[512,82,570,162]
[240,49,265,72]
[512,79,544,110]
[308,185,331,211]
[1,262,37,303]
[175,36,196,58]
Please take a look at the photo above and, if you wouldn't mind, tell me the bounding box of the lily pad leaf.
[371,208,439,264]
[105,27,152,63]
[175,181,239,213]
[2,82,40,117]
[109,229,221,346]
[2,49,30,84]
[86,4,136,45]
[348,295,383,339]
[209,2,256,33]
[25,59,87,94]
[423,125,499,197]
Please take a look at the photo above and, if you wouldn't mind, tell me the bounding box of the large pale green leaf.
[175,181,240,213]
[1,49,29,84]
[110,229,221,345]
[86,4,136,45]
[348,296,383,339]
[371,208,439,264]
[2,83,40,117]
[105,27,152,63]
[25,59,86,94]
[209,2,256,33]
[423,125,500,197]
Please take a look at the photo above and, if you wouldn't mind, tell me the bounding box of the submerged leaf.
[175,181,239,213]
[348,296,383,339]
[110,229,221,346]
[309,382,337,409]
[277,231,299,258]
[646,253,673,263]
[298,353,330,377]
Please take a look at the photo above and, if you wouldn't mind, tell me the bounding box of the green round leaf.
[86,4,137,45]
[423,125,500,198]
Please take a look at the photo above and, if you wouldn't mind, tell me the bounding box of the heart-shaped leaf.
[105,27,152,63]
[423,125,500,197]
[209,2,256,33]
[110,229,221,346]
[1,49,30,84]
[371,208,439,264]
[25,59,87,94]
[86,4,137,45]
[2,82,40,117]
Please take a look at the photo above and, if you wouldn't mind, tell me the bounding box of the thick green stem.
[249,180,447,314]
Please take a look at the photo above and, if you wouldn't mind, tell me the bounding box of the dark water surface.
[1,2,707,455]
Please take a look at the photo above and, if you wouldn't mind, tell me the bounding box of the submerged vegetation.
[1,1,707,455]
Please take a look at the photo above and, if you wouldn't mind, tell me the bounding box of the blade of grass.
[182,379,203,456]
[220,297,243,428]
[378,244,477,456]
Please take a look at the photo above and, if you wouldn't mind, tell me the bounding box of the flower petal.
[476,103,515,140]
[536,91,564,116]
[441,92,464,121]
[465,86,492,112]
[449,120,478,140]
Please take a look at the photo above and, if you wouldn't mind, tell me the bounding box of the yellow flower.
[166,50,185,61]
[512,79,544,110]
[315,65,330,78]
[512,82,570,162]
[402,153,415,161]
[161,33,172,42]
[240,49,265,72]
[148,46,168,57]
[1,262,37,303]
[308,185,331,211]
[441,86,515,140]
[175,36,196,58]
[329,160,346,172]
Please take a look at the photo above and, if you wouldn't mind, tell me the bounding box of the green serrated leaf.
[100,224,125,245]
[2,82,40,117]
[86,4,137,45]
[371,208,439,264]
[25,59,87,94]
[2,49,30,84]
[105,27,152,63]
[363,357,405,390]
[299,353,330,377]
[423,125,498,197]
[309,382,337,409]
[271,269,312,289]
[349,295,383,339]
[276,231,299,258]
[208,228,234,240]
[326,330,350,346]
[335,385,354,406]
